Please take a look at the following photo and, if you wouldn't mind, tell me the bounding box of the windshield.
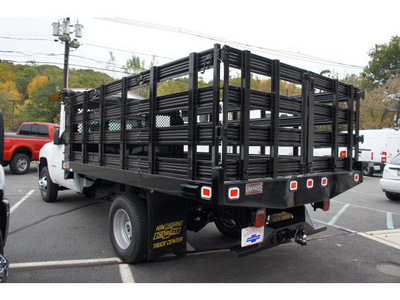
[390,154,400,165]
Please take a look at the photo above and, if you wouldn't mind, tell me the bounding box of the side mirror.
[53,129,65,145]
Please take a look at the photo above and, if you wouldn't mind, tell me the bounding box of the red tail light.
[201,186,212,200]
[255,208,266,228]
[340,150,346,158]
[307,179,314,189]
[371,152,373,160]
[228,187,240,200]
[323,200,330,211]
[382,152,387,163]
[354,174,360,182]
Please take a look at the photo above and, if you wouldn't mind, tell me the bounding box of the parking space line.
[312,218,357,233]
[328,203,350,226]
[10,189,35,213]
[119,264,135,283]
[333,200,400,216]
[387,212,394,230]
[10,257,122,270]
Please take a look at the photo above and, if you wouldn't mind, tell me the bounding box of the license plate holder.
[241,226,264,247]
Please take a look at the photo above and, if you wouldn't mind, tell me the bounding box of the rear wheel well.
[13,148,32,160]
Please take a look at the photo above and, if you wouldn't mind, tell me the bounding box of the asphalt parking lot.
[3,163,400,283]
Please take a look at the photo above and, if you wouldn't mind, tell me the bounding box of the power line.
[96,17,364,70]
[0,50,124,68]
[0,35,174,62]
[2,59,129,75]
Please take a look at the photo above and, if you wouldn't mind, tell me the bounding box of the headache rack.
[64,44,363,208]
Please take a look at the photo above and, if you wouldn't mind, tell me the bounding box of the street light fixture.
[52,17,83,88]
[320,70,331,76]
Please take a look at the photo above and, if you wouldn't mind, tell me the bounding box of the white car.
[380,154,400,201]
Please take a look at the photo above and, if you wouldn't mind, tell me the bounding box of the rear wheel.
[214,207,242,238]
[109,194,148,264]
[214,216,241,238]
[363,166,374,177]
[385,192,400,201]
[10,153,30,175]
[39,166,58,202]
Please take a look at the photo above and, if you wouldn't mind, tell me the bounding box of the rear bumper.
[0,254,8,283]
[220,171,362,209]
[380,178,400,194]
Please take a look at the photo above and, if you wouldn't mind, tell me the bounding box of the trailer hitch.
[294,227,307,247]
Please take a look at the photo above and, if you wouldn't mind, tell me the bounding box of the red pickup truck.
[3,122,59,175]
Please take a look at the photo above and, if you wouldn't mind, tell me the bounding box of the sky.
[1,0,399,81]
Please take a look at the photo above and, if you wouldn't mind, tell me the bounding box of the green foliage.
[0,61,115,129]
[15,67,39,99]
[69,69,114,88]
[124,54,145,75]
[361,36,400,91]
[341,74,362,88]
[21,80,61,124]
[0,90,13,129]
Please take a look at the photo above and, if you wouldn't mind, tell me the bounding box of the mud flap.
[231,206,326,257]
[147,191,188,260]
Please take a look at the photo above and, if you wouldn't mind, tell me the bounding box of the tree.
[15,67,39,100]
[360,76,400,129]
[124,54,145,75]
[21,80,61,123]
[341,74,362,88]
[0,62,16,82]
[0,90,13,129]
[361,36,400,91]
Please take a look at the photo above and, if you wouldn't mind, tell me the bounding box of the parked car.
[3,122,59,174]
[0,110,9,282]
[380,154,400,201]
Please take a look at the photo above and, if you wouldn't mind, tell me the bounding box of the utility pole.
[52,18,83,89]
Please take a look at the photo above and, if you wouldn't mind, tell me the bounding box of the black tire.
[39,166,58,202]
[0,231,3,255]
[385,192,400,201]
[214,216,241,238]
[9,153,30,175]
[109,194,148,264]
[363,166,374,177]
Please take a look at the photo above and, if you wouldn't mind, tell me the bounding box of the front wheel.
[38,166,58,202]
[10,153,30,175]
[109,194,148,264]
